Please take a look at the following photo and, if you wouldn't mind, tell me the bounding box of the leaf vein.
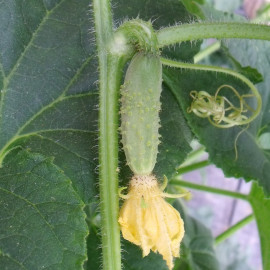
[0,0,66,130]
[0,186,65,251]
[35,134,92,162]
[0,251,28,270]
[5,0,65,82]
[0,92,97,160]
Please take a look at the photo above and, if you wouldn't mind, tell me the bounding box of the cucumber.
[120,52,162,175]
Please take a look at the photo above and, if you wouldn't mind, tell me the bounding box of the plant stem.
[170,179,249,200]
[177,160,211,175]
[93,0,113,47]
[193,41,221,63]
[93,1,122,269]
[99,56,124,270]
[215,214,254,245]
[157,22,270,47]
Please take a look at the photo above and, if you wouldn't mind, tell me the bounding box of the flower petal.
[118,197,141,245]
[118,175,185,270]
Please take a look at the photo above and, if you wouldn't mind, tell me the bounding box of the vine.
[93,0,123,269]
[157,22,270,47]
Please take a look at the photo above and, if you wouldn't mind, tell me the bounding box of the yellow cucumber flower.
[118,175,186,270]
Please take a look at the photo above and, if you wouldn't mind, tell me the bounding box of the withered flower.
[118,175,185,270]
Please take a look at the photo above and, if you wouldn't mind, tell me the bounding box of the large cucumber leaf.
[0,149,88,269]
[0,1,98,269]
[0,0,98,203]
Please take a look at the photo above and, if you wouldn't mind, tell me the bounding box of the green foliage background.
[0,0,269,269]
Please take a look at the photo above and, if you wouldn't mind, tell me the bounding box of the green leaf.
[0,0,98,203]
[163,66,270,195]
[249,182,270,270]
[225,52,263,85]
[258,132,270,150]
[122,240,168,270]
[7,94,99,203]
[0,149,88,269]
[180,0,205,19]
[173,201,220,270]
[155,84,192,178]
[85,226,101,270]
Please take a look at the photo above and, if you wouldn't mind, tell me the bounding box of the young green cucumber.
[121,52,162,175]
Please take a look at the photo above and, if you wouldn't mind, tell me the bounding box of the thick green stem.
[93,0,113,47]
[177,160,211,175]
[93,1,123,269]
[157,22,270,47]
[215,214,254,245]
[170,179,249,200]
[99,55,125,270]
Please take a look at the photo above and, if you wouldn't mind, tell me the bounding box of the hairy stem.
[116,19,159,54]
[157,22,270,47]
[99,55,125,270]
[93,0,113,48]
[170,179,249,200]
[93,1,122,269]
[215,214,254,245]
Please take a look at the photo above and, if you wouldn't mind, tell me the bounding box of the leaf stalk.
[170,179,249,201]
[157,22,270,47]
[215,214,254,245]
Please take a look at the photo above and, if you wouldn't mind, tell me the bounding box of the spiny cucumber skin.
[121,52,162,175]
